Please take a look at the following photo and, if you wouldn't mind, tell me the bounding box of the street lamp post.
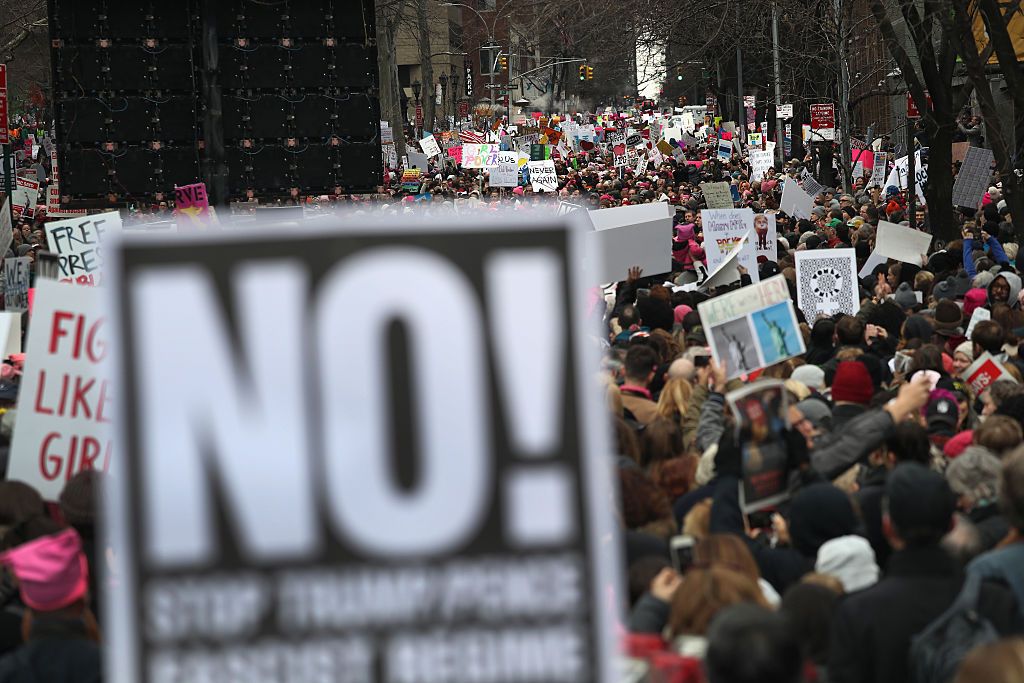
[438,73,448,129]
[450,65,461,124]
[412,80,422,138]
[441,1,503,106]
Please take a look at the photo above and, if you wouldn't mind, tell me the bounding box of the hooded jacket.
[987,271,1022,310]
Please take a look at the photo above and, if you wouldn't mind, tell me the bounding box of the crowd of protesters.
[0,101,1022,683]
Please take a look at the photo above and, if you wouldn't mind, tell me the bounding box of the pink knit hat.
[1,529,89,611]
[674,305,693,324]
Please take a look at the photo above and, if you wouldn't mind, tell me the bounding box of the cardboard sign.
[701,208,759,283]
[407,150,429,171]
[699,274,805,378]
[701,182,735,210]
[717,138,733,160]
[951,146,994,209]
[963,352,1017,395]
[875,220,932,266]
[728,381,791,512]
[44,211,122,285]
[105,216,620,683]
[7,279,111,499]
[3,256,29,311]
[0,311,20,356]
[795,249,859,321]
[419,134,442,158]
[173,182,214,228]
[527,159,558,192]
[586,202,673,285]
[488,151,520,187]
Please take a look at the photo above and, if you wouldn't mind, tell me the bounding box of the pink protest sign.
[173,182,213,227]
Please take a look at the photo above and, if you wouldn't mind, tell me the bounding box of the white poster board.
[701,208,760,282]
[527,160,558,193]
[418,134,442,159]
[875,220,932,266]
[488,151,520,187]
[779,179,814,220]
[407,150,429,171]
[753,213,777,262]
[7,280,111,499]
[795,248,859,321]
[44,210,123,285]
[586,202,673,284]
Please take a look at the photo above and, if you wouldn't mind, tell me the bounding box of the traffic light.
[499,55,507,71]
[586,65,593,80]
[676,65,683,81]
[578,65,586,81]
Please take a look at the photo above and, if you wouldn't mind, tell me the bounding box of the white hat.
[791,364,826,391]
[816,535,880,593]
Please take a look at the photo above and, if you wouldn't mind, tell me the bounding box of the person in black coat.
[827,463,1022,683]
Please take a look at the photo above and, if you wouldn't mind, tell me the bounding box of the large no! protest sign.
[105,215,619,683]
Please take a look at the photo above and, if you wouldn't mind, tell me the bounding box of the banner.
[527,159,558,192]
[105,216,620,683]
[173,182,214,228]
[44,211,122,285]
[3,256,29,311]
[698,274,805,378]
[7,279,111,499]
[701,208,759,282]
[795,248,858,321]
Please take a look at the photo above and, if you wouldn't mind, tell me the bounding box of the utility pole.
[835,0,852,192]
[771,3,784,166]
[735,5,744,155]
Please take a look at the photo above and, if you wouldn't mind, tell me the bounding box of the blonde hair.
[801,572,845,595]
[657,377,693,420]
[682,498,712,539]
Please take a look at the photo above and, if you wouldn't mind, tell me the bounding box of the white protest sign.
[965,307,990,338]
[380,125,394,144]
[527,159,558,192]
[7,280,111,500]
[795,249,859,321]
[105,216,621,683]
[488,151,520,187]
[858,248,888,279]
[887,152,927,204]
[44,210,122,285]
[407,150,429,171]
[702,208,760,283]
[419,134,442,159]
[3,256,29,311]
[699,274,805,378]
[868,155,887,188]
[779,178,814,220]
[875,220,932,266]
[777,104,793,119]
[749,150,774,181]
[586,202,672,284]
[701,182,734,209]
[0,312,20,356]
[0,198,11,259]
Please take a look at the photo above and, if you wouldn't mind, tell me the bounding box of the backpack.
[909,573,999,683]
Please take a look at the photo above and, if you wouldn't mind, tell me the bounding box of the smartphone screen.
[670,535,696,574]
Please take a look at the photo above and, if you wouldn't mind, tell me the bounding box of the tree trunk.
[416,0,435,133]
[924,118,955,242]
[376,2,406,161]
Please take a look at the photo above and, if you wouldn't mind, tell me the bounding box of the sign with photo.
[105,216,620,683]
[727,381,792,513]
[698,274,805,379]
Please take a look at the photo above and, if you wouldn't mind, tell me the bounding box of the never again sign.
[106,217,619,683]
